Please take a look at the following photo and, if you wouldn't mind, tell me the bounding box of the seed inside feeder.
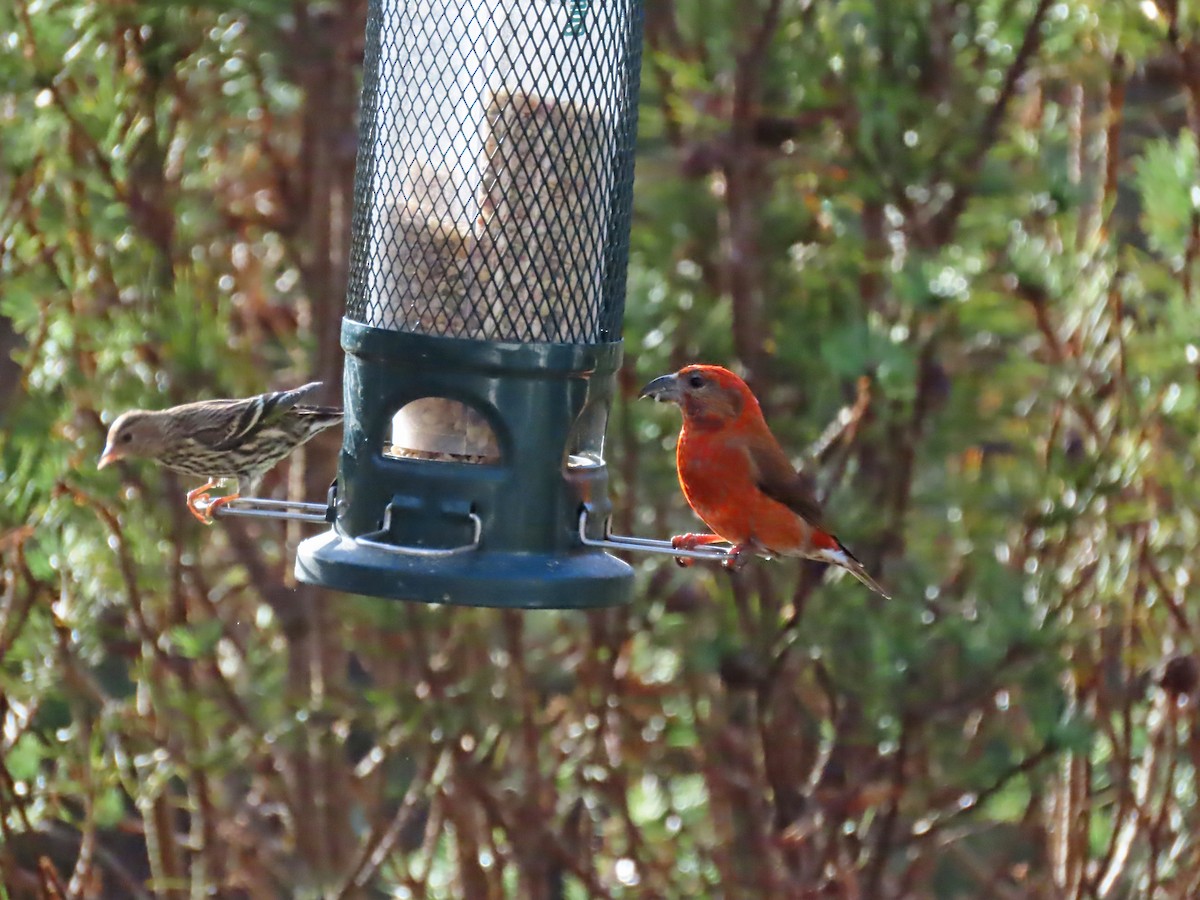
[387,397,501,465]
[380,87,606,463]
[474,89,605,343]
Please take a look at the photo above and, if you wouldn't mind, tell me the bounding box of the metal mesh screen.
[344,0,643,344]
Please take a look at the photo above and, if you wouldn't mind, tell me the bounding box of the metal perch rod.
[198,496,331,524]
[199,499,735,562]
[577,508,738,562]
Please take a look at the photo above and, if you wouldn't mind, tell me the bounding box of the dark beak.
[639,373,681,403]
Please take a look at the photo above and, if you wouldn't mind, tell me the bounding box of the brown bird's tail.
[813,538,891,599]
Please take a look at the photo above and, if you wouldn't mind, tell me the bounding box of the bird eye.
[687,373,705,388]
[121,433,133,443]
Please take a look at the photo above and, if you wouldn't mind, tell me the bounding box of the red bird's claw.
[672,533,720,550]
[671,534,698,567]
[670,534,695,568]
[722,545,751,572]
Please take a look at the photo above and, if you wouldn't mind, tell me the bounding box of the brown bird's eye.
[688,373,704,388]
[121,432,133,443]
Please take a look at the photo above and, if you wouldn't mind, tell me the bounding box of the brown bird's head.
[98,410,170,469]
[638,364,760,427]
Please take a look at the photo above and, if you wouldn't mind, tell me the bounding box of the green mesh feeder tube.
[294,0,643,607]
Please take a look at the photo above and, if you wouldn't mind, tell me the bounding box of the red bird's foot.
[722,544,753,572]
[671,533,726,567]
[185,480,221,525]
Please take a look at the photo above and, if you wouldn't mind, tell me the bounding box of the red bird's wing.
[744,441,828,530]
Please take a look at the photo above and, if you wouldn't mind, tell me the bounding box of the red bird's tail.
[811,534,890,599]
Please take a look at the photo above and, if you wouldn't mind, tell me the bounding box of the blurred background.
[3,0,1200,897]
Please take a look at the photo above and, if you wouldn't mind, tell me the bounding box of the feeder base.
[295,530,633,609]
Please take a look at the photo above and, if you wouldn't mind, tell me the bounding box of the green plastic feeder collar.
[295,0,644,608]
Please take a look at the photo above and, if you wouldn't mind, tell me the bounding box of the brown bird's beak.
[97,445,119,470]
[639,373,681,403]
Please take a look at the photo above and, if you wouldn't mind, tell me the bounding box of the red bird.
[640,364,889,597]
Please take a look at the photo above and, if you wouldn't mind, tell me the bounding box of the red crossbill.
[640,365,888,597]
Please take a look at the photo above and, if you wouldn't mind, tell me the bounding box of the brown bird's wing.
[184,398,254,449]
[190,383,325,450]
[743,440,828,530]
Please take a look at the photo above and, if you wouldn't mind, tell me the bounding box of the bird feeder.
[292,0,646,607]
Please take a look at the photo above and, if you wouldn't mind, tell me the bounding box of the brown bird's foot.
[185,480,221,525]
[671,532,726,568]
[200,492,241,524]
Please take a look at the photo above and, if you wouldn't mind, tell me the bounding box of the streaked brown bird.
[98,382,343,524]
